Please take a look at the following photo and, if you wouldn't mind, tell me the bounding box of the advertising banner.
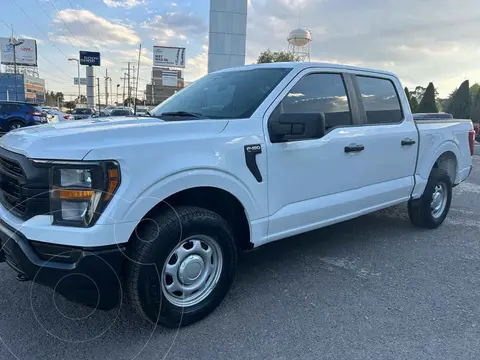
[0,38,38,66]
[79,51,101,66]
[74,77,88,85]
[153,46,185,68]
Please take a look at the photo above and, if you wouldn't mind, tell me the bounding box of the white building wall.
[208,0,247,73]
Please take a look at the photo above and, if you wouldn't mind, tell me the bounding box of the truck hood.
[0,116,229,160]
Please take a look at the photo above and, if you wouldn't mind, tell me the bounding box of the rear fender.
[412,140,460,199]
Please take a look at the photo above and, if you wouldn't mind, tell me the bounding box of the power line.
[0,19,73,83]
[33,0,80,49]
[47,0,84,48]
[10,0,70,59]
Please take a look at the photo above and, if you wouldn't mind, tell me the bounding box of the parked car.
[134,106,150,116]
[110,108,134,116]
[0,101,47,131]
[0,63,474,328]
[44,108,72,122]
[71,107,95,120]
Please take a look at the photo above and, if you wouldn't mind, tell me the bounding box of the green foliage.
[404,87,418,112]
[75,95,87,104]
[64,101,76,110]
[45,91,64,106]
[415,82,438,113]
[257,50,300,63]
[470,88,480,124]
[410,97,419,113]
[446,80,471,118]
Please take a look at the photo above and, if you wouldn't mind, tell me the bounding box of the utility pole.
[104,69,109,106]
[121,74,126,106]
[96,77,101,112]
[10,36,24,101]
[110,78,113,106]
[127,62,131,107]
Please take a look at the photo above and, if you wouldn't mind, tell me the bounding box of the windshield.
[151,68,292,119]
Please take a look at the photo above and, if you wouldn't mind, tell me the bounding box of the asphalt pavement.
[1,158,480,360]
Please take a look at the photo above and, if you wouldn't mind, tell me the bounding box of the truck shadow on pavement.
[0,204,430,359]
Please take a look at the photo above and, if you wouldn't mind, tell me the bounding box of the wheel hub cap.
[161,236,223,307]
[179,255,204,284]
[431,183,447,218]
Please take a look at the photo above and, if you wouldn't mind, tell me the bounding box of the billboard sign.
[74,77,88,85]
[0,38,38,66]
[79,51,101,66]
[153,46,185,68]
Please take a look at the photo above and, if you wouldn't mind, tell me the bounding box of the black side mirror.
[269,113,326,143]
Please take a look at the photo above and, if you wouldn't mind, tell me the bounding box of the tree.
[411,97,419,113]
[404,87,417,112]
[75,95,87,104]
[257,50,300,63]
[446,80,470,118]
[64,101,76,110]
[470,88,480,124]
[123,97,142,106]
[415,82,438,113]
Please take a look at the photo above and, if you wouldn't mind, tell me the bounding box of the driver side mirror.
[269,113,326,143]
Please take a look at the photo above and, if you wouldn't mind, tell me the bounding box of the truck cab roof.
[216,61,398,78]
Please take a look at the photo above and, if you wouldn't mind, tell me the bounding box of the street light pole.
[10,38,24,101]
[116,84,120,105]
[68,58,80,103]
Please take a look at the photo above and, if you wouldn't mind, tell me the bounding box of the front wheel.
[408,168,452,229]
[126,206,238,328]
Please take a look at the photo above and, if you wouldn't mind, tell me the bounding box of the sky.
[1,0,480,101]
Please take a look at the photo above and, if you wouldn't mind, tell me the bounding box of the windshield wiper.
[158,111,207,119]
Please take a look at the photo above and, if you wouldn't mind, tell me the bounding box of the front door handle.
[344,144,365,153]
[401,138,416,146]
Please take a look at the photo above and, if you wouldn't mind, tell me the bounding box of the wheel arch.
[119,170,259,251]
[412,140,460,198]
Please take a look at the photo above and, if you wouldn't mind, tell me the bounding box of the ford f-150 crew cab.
[0,62,475,327]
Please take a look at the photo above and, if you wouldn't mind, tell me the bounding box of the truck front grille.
[0,149,50,220]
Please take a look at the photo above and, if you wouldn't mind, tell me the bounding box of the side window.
[356,76,403,124]
[1,104,20,112]
[276,73,352,130]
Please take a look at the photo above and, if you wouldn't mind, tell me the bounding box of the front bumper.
[0,220,125,310]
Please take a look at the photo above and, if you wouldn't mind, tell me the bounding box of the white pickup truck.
[0,63,474,327]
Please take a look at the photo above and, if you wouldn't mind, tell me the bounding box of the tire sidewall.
[134,208,237,327]
[422,169,452,227]
[8,120,25,131]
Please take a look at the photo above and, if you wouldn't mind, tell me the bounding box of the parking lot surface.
[1,157,480,360]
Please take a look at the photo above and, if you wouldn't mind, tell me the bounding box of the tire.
[126,206,238,328]
[408,168,452,229]
[8,120,25,131]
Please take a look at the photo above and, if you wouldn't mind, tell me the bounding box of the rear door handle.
[401,138,416,146]
[344,144,365,153]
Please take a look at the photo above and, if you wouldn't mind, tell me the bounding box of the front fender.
[108,168,261,225]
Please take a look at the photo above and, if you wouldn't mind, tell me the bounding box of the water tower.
[287,28,312,61]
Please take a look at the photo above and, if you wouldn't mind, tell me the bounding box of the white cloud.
[51,9,140,46]
[103,0,146,8]
[141,12,207,43]
[184,51,208,82]
[171,2,178,6]
[247,0,480,96]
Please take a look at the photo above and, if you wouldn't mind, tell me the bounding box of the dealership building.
[0,73,46,103]
[0,37,45,103]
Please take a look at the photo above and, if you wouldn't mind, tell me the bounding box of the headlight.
[46,161,120,227]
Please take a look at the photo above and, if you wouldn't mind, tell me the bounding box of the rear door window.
[356,76,403,124]
[1,104,21,112]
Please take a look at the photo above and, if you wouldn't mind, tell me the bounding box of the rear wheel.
[408,168,452,229]
[8,120,24,131]
[126,206,238,328]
